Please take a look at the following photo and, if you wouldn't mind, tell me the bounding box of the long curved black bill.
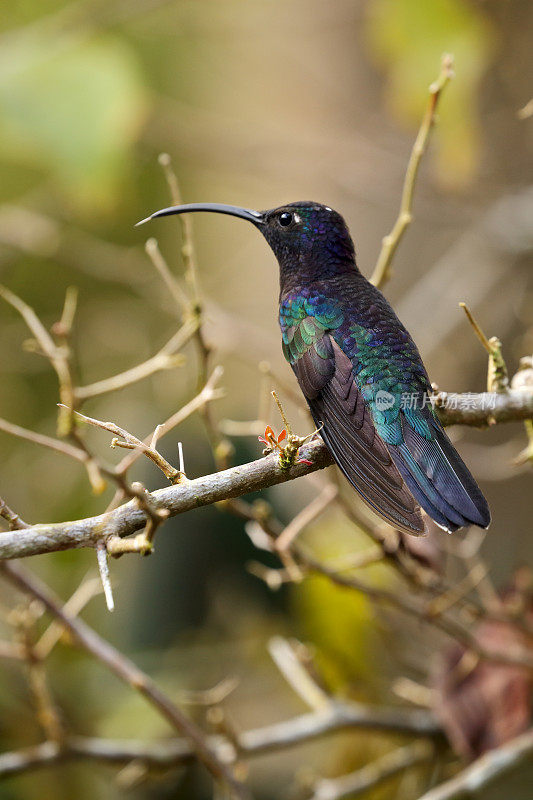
[136,203,264,227]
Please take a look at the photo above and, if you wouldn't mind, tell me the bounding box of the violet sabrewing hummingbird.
[137,201,490,535]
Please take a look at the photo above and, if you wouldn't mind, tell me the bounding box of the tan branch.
[297,550,533,670]
[310,740,434,800]
[0,561,250,800]
[76,316,197,400]
[0,439,333,560]
[370,54,454,288]
[158,152,200,304]
[417,728,533,800]
[1,386,532,561]
[0,417,105,494]
[0,496,28,530]
[64,406,181,483]
[434,389,533,426]
[0,695,441,779]
[145,236,189,314]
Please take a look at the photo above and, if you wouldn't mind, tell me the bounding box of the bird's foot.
[263,390,323,470]
[258,423,322,471]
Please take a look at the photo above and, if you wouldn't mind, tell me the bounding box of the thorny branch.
[1,381,532,561]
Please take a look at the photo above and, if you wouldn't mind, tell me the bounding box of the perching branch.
[1,385,532,560]
[0,438,333,559]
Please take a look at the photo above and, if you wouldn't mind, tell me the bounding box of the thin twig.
[0,699,442,779]
[158,153,200,304]
[0,438,333,559]
[0,283,77,435]
[268,636,331,712]
[0,416,106,494]
[370,55,454,288]
[63,406,181,483]
[0,496,29,530]
[35,575,103,659]
[145,236,189,314]
[275,484,338,553]
[416,728,533,800]
[0,561,250,800]
[105,366,224,511]
[310,741,434,800]
[459,303,509,393]
[76,316,197,400]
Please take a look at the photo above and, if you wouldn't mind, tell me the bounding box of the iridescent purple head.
[259,202,355,276]
[136,200,357,287]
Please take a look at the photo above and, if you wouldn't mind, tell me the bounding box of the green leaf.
[366,0,495,188]
[0,32,147,209]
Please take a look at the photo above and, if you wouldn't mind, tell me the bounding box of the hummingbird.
[137,201,490,535]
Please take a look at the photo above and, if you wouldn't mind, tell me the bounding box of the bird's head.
[136,200,357,287]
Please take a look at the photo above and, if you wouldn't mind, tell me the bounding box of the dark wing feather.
[292,335,425,535]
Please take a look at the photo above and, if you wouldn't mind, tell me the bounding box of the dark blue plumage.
[138,200,490,535]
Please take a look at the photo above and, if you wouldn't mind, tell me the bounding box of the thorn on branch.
[0,497,29,530]
[61,405,182,484]
[459,302,509,394]
[96,542,115,612]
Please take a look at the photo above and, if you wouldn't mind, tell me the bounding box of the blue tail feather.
[388,412,491,532]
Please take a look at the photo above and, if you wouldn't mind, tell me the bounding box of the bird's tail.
[388,413,490,532]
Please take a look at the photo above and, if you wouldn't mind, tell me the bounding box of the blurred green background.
[0,1,532,798]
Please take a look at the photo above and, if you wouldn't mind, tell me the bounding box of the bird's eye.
[278,211,293,227]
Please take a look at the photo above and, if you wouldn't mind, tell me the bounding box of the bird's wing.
[282,309,425,535]
[341,317,490,533]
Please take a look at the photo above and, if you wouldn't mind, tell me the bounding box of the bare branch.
[0,439,332,559]
[310,740,434,800]
[0,561,250,800]
[0,417,106,494]
[76,316,197,400]
[0,698,441,779]
[434,389,533,426]
[64,406,181,482]
[417,728,533,800]
[0,284,77,435]
[2,383,532,560]
[158,152,200,304]
[371,54,454,288]
[275,484,338,553]
[0,496,28,530]
[110,365,225,479]
[297,550,533,670]
[145,236,189,314]
[268,636,331,712]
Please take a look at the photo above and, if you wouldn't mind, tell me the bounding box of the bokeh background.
[0,1,532,798]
